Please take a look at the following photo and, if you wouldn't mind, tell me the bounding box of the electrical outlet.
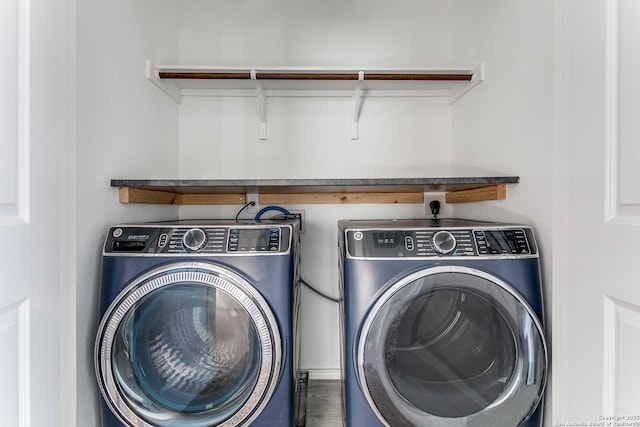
[424,194,445,217]
[246,193,259,214]
[288,209,306,233]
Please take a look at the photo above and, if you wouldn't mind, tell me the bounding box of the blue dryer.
[95,219,300,427]
[339,219,548,427]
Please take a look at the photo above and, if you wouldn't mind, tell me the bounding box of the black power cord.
[429,199,441,220]
[235,203,340,303]
[299,278,342,303]
[235,201,255,222]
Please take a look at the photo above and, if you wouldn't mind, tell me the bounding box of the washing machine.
[95,219,300,427]
[339,219,548,427]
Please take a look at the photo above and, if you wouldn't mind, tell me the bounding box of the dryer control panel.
[345,227,536,258]
[104,223,292,256]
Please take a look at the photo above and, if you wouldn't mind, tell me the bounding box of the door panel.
[359,267,546,427]
[0,0,67,424]
[603,298,640,415]
[557,0,640,422]
[96,264,281,427]
[0,301,29,427]
[0,0,28,223]
[606,0,640,220]
[617,0,640,208]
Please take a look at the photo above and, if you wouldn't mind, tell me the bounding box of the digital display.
[241,230,269,250]
[228,228,280,252]
[373,231,404,249]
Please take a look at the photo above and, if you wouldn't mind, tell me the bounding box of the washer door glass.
[359,266,547,427]
[96,263,281,427]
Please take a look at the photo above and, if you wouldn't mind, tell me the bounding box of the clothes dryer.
[339,219,547,427]
[95,219,300,427]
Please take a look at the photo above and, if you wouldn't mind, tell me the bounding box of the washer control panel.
[227,227,281,252]
[474,229,531,255]
[104,224,290,255]
[346,227,535,258]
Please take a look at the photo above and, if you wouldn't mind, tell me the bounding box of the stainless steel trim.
[345,253,539,261]
[347,253,539,261]
[343,226,538,260]
[95,262,282,427]
[103,250,291,258]
[102,223,294,257]
[356,265,548,427]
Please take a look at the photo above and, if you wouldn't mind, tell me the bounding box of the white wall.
[178,0,453,67]
[451,0,555,425]
[75,1,180,424]
[176,0,455,376]
[451,0,554,228]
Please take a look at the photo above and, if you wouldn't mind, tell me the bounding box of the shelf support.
[118,185,511,205]
[448,62,486,104]
[145,60,181,104]
[251,70,268,140]
[445,184,506,204]
[118,187,246,205]
[351,71,365,140]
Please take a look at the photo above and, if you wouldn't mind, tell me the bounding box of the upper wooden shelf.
[113,176,518,206]
[146,62,485,104]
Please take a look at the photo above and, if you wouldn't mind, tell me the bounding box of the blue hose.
[254,205,291,220]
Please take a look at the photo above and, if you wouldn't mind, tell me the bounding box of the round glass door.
[358,266,547,427]
[95,262,281,427]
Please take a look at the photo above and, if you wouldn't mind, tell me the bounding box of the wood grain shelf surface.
[158,71,473,82]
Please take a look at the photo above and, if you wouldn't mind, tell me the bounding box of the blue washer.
[95,219,300,427]
[339,219,548,427]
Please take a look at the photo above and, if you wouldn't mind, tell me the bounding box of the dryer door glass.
[358,266,547,427]
[96,264,281,427]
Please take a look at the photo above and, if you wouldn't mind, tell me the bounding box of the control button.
[353,231,364,241]
[182,228,207,251]
[158,233,168,248]
[432,231,457,254]
[112,228,123,238]
[405,236,414,251]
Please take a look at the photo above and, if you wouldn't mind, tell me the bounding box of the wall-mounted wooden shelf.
[112,176,517,206]
[146,61,485,139]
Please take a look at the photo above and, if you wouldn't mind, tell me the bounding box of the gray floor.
[301,379,344,426]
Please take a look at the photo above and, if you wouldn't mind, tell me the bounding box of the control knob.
[432,231,456,254]
[183,228,207,251]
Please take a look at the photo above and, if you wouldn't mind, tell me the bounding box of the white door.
[0,0,71,426]
[555,0,640,423]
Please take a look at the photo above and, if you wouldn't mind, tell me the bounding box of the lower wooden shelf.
[112,177,518,205]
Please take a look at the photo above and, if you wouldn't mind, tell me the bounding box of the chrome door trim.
[357,265,548,427]
[95,261,281,427]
